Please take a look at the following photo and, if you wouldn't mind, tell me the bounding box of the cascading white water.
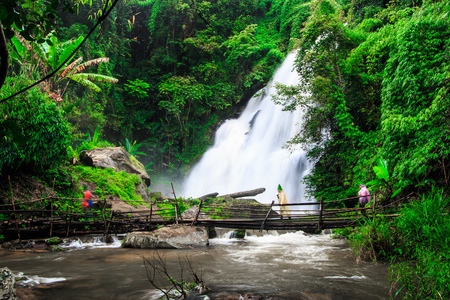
[182,52,313,204]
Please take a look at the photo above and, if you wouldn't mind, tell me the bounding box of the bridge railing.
[0,191,407,240]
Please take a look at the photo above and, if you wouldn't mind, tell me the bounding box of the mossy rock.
[45,237,62,245]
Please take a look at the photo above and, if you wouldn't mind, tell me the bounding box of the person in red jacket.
[82,187,93,210]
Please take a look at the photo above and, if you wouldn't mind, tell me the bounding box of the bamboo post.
[149,201,153,224]
[191,199,204,226]
[317,196,324,232]
[171,183,180,225]
[66,216,72,238]
[66,180,76,237]
[102,199,107,237]
[259,200,275,232]
[148,199,156,224]
[49,178,55,238]
[65,201,69,237]
[49,197,53,237]
[8,175,20,241]
[105,211,114,236]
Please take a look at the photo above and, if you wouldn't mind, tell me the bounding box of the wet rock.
[122,225,209,249]
[0,267,16,300]
[104,235,114,244]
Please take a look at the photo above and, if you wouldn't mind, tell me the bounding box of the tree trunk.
[0,23,8,92]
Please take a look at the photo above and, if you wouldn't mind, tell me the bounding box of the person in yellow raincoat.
[277,184,291,219]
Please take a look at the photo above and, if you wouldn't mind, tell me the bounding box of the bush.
[389,188,450,299]
[0,87,71,174]
[347,188,450,298]
[345,217,400,262]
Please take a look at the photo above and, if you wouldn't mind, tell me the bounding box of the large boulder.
[79,147,150,186]
[122,225,209,249]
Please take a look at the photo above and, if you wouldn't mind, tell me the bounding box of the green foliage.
[275,0,450,211]
[380,6,450,189]
[365,158,403,199]
[0,80,71,174]
[0,0,75,40]
[120,138,147,158]
[155,197,191,220]
[75,125,115,155]
[346,188,450,298]
[390,189,450,298]
[124,79,150,98]
[345,216,400,261]
[395,188,450,255]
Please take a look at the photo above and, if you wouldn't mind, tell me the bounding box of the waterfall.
[182,52,313,204]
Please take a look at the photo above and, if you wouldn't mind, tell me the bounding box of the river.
[0,230,389,299]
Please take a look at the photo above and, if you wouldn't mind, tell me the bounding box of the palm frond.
[48,34,58,70]
[58,36,84,68]
[69,73,118,84]
[68,75,102,92]
[61,57,83,78]
[47,91,63,102]
[75,57,110,73]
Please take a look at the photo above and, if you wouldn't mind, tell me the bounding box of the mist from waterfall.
[181,52,313,204]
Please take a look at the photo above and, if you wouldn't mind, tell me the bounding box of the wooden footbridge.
[0,191,401,241]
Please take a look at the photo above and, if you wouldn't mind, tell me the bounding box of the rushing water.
[182,52,312,205]
[0,231,389,299]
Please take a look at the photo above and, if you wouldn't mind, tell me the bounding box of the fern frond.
[93,125,101,144]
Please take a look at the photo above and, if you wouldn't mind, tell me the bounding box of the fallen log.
[218,188,266,199]
[198,192,219,200]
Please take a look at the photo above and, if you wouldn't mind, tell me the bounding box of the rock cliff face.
[121,225,209,249]
[79,147,151,202]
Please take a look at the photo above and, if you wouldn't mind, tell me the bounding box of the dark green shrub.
[0,85,71,175]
